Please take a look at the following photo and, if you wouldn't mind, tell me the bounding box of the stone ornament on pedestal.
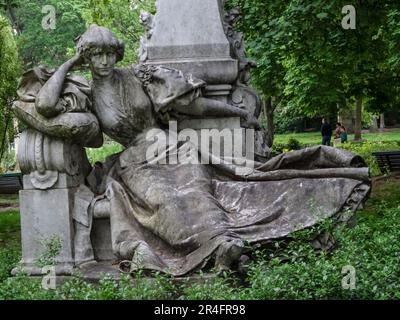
[18,130,90,190]
[12,129,92,276]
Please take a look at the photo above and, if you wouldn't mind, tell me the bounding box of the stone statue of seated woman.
[13,25,371,277]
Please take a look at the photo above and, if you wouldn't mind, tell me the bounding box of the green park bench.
[0,172,23,194]
[372,151,400,175]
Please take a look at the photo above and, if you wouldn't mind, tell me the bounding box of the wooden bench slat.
[373,151,400,174]
[0,172,23,194]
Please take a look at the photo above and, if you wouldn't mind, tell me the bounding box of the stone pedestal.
[14,187,76,275]
[144,0,238,102]
[12,129,91,276]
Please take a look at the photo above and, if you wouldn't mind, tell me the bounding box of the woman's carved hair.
[76,24,125,62]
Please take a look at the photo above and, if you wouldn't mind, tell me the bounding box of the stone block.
[148,0,230,60]
[13,188,76,276]
[145,0,238,85]
[91,218,116,262]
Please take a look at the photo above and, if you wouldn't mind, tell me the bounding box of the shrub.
[339,141,400,176]
[86,143,124,164]
[0,150,17,173]
[286,138,303,150]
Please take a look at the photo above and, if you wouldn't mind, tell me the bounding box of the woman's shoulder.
[131,64,159,86]
[111,66,146,86]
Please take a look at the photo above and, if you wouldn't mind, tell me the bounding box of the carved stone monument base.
[12,129,92,276]
[12,186,76,276]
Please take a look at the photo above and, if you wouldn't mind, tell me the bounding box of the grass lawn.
[275,128,400,146]
[0,211,20,250]
[0,175,399,299]
[273,129,400,177]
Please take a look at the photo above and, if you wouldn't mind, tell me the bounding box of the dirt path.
[0,205,19,213]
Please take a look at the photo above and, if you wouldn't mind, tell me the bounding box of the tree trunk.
[370,116,378,133]
[6,6,22,35]
[380,113,385,131]
[263,97,275,148]
[354,95,363,141]
[338,109,354,133]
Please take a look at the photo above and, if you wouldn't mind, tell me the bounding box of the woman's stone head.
[76,25,125,77]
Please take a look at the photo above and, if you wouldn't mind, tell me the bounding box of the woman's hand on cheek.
[67,53,86,70]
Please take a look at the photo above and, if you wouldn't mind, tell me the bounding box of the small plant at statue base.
[35,235,63,268]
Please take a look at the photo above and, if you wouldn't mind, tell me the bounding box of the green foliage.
[86,142,124,164]
[273,105,309,134]
[340,140,400,176]
[245,186,400,300]
[83,0,156,65]
[0,210,19,234]
[0,247,20,282]
[181,272,245,300]
[0,210,20,249]
[274,129,400,176]
[0,269,179,300]
[1,0,156,67]
[0,149,16,172]
[0,14,19,101]
[387,9,400,67]
[35,235,62,268]
[229,0,400,139]
[177,178,400,300]
[2,0,88,67]
[286,137,302,151]
[275,129,400,146]
[0,14,20,162]
[0,1,400,300]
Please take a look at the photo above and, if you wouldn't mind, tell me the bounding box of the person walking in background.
[334,122,349,146]
[334,122,343,146]
[335,122,343,139]
[340,124,348,143]
[321,118,333,146]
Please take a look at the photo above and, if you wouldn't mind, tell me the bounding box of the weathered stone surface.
[178,117,241,131]
[17,130,90,190]
[22,173,82,190]
[147,0,230,59]
[14,188,76,276]
[144,0,238,85]
[91,218,116,262]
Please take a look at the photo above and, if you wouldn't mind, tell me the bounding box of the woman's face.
[89,49,117,78]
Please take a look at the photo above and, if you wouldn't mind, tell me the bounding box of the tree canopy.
[0,13,20,158]
[1,0,88,68]
[84,0,155,65]
[229,0,400,138]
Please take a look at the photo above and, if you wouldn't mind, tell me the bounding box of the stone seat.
[85,190,114,261]
[91,216,116,262]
